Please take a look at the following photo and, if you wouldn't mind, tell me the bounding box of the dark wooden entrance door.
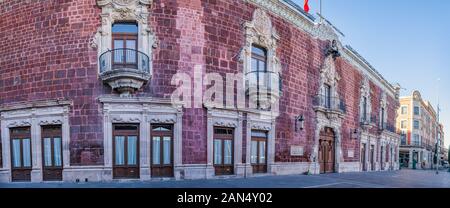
[319,127,335,174]
[10,127,32,182]
[251,131,268,174]
[151,124,174,178]
[42,125,63,181]
[113,124,139,179]
[361,144,367,171]
[380,146,384,170]
[214,128,234,175]
[370,145,375,171]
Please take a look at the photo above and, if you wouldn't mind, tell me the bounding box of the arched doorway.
[319,127,336,174]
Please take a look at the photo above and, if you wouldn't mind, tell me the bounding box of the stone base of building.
[0,162,401,183]
[338,162,361,173]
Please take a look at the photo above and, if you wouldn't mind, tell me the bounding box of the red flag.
[304,0,310,13]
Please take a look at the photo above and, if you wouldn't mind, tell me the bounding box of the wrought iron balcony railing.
[98,48,151,96]
[245,71,282,110]
[99,48,150,73]
[312,94,346,113]
[379,122,396,133]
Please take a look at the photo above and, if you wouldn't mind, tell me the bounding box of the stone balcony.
[312,94,346,117]
[99,48,151,97]
[246,71,282,110]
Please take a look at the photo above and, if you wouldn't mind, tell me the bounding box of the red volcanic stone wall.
[0,0,105,165]
[271,15,323,163]
[0,0,399,167]
[336,59,363,162]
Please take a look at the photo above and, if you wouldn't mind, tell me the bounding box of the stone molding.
[0,103,71,182]
[245,0,398,98]
[240,8,281,113]
[99,96,183,180]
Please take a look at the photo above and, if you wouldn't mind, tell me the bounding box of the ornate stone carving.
[251,124,271,131]
[7,120,32,128]
[325,40,341,59]
[39,119,63,125]
[111,116,141,123]
[214,121,237,128]
[149,118,176,124]
[320,55,340,86]
[95,0,156,96]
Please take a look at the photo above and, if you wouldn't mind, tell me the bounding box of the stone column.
[31,115,42,182]
[140,114,150,181]
[174,112,183,180]
[234,114,244,176]
[0,120,11,182]
[205,112,214,179]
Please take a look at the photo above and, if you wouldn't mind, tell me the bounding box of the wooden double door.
[251,131,268,174]
[151,124,174,178]
[113,124,140,179]
[10,127,32,182]
[361,144,367,171]
[318,127,335,174]
[214,128,234,175]
[41,126,63,181]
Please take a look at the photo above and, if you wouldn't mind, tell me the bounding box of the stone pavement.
[1,169,449,188]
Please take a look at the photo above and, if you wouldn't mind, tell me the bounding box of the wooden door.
[113,124,139,179]
[361,144,367,171]
[214,128,234,175]
[42,125,63,181]
[151,124,174,178]
[319,127,335,174]
[380,146,384,170]
[10,127,32,182]
[370,145,375,171]
[251,131,268,174]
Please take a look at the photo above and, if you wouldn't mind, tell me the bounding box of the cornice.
[245,0,398,99]
[0,99,72,112]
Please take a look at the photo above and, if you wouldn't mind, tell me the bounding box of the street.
[1,169,449,188]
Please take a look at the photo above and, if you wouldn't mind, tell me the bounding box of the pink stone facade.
[0,0,400,182]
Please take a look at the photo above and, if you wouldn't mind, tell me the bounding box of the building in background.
[0,0,401,183]
[397,91,444,169]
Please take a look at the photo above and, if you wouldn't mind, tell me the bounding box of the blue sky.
[293,0,450,147]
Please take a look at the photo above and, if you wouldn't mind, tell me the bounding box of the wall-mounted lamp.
[351,129,360,140]
[295,115,305,132]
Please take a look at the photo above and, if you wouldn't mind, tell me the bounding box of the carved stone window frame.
[205,108,243,178]
[360,76,371,122]
[319,50,341,100]
[380,92,388,127]
[0,105,70,182]
[93,0,157,76]
[241,9,282,109]
[99,96,183,180]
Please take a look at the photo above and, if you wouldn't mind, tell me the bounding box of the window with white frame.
[401,106,408,115]
[414,120,420,129]
[242,9,281,111]
[401,120,407,129]
[414,106,420,116]
[413,134,420,146]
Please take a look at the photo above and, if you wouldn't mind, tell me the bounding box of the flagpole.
[320,0,323,23]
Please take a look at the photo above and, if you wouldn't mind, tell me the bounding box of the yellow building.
[396,91,444,169]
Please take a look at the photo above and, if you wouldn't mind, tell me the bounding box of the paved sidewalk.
[1,169,449,188]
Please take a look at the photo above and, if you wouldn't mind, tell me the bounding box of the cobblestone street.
[1,169,449,188]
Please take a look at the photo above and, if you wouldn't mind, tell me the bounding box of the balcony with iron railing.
[99,48,151,96]
[312,94,346,115]
[245,71,282,110]
[379,122,397,134]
